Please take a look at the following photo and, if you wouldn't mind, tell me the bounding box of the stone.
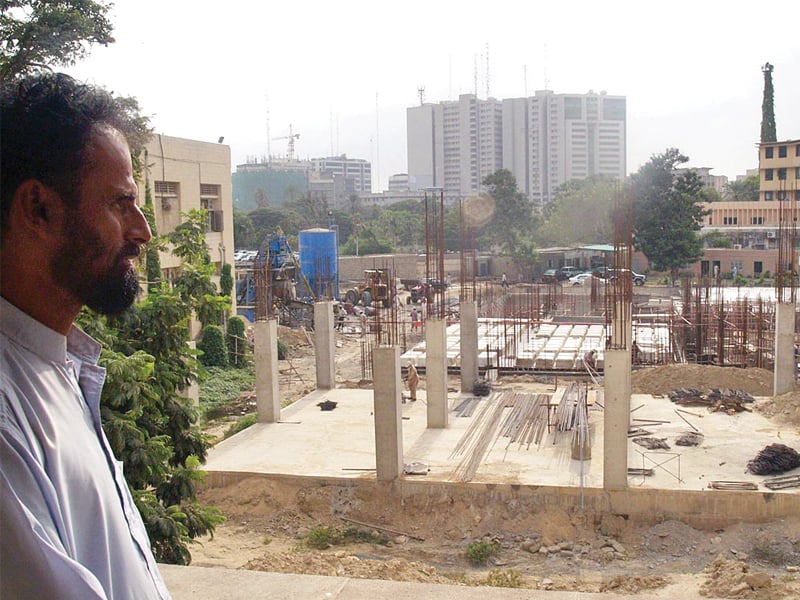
[744,573,772,589]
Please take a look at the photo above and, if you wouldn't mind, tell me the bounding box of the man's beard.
[52,215,142,315]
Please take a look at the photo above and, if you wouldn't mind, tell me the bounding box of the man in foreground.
[1,73,170,599]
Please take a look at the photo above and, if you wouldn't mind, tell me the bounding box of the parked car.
[597,267,647,286]
[540,269,561,283]
[559,266,581,279]
[569,272,593,286]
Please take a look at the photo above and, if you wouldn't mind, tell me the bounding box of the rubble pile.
[746,443,800,475]
[667,387,754,414]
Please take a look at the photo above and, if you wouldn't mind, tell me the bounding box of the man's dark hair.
[1,72,132,226]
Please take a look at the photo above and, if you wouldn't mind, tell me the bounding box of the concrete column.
[603,349,631,490]
[254,319,280,423]
[426,318,448,428]
[774,302,796,396]
[460,300,478,394]
[373,346,403,481]
[314,301,336,390]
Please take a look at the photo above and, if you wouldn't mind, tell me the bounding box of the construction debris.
[674,431,704,446]
[708,481,759,490]
[473,379,492,396]
[667,388,754,414]
[763,474,800,490]
[317,400,338,411]
[746,443,800,475]
[632,437,671,450]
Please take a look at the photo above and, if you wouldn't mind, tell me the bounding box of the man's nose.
[128,204,152,246]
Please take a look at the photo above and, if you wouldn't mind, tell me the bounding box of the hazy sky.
[66,0,800,192]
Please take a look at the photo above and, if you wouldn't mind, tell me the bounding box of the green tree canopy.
[480,169,536,255]
[0,0,114,81]
[723,175,760,201]
[760,62,776,143]
[631,149,709,279]
[535,175,617,246]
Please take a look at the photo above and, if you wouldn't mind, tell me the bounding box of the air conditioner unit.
[733,244,742,250]
[767,231,776,239]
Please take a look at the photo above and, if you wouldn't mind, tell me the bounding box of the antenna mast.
[418,85,425,105]
[265,95,271,164]
[485,42,490,99]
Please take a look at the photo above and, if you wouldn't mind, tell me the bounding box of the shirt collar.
[0,296,101,365]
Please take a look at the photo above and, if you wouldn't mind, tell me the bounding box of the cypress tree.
[760,62,776,143]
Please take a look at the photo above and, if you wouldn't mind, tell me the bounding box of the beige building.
[700,138,800,251]
[140,134,235,308]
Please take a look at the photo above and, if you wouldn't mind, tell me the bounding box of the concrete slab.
[204,384,800,494]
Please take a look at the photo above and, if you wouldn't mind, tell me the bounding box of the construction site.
[168,194,800,599]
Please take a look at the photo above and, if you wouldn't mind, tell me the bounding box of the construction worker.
[583,349,597,372]
[406,363,420,402]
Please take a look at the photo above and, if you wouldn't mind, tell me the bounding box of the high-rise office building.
[408,90,626,207]
[407,94,503,202]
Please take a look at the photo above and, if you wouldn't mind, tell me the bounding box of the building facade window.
[723,216,738,225]
[154,181,181,233]
[200,183,224,233]
[765,147,774,159]
[778,145,787,158]
[778,168,787,180]
[754,261,763,275]
[765,169,773,180]
[765,191,774,201]
[751,216,764,225]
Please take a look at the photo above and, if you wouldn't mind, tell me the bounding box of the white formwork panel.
[570,324,589,337]
[561,337,582,352]
[516,352,535,368]
[537,351,556,369]
[544,337,564,352]
[554,352,576,369]
[587,325,605,337]
[537,323,557,337]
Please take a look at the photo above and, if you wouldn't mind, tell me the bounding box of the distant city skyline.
[65,0,800,193]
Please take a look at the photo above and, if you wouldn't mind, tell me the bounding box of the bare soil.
[195,328,800,596]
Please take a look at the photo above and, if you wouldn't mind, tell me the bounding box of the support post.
[254,319,280,423]
[314,301,336,390]
[460,300,478,394]
[774,302,796,395]
[426,317,448,428]
[373,346,403,481]
[603,348,631,490]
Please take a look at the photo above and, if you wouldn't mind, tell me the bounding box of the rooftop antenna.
[524,64,528,97]
[543,43,550,90]
[375,91,380,193]
[473,53,478,97]
[265,95,271,164]
[329,108,334,156]
[485,42,490,99]
[448,54,453,99]
[418,85,425,105]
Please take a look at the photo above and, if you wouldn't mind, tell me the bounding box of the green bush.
[277,338,288,360]
[306,525,337,549]
[198,325,228,367]
[305,524,389,549]
[465,539,499,565]
[485,568,522,588]
[226,316,247,367]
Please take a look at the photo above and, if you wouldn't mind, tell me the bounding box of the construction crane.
[272,124,300,160]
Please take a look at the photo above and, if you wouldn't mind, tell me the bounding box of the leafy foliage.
[198,325,228,367]
[631,149,708,281]
[225,316,247,368]
[724,175,759,202]
[761,63,776,143]
[535,175,617,246]
[465,539,499,565]
[219,263,233,298]
[76,207,230,564]
[480,170,536,256]
[0,0,114,81]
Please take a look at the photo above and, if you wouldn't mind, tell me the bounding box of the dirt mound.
[699,556,791,599]
[756,391,800,427]
[632,364,773,397]
[244,551,458,585]
[599,574,669,593]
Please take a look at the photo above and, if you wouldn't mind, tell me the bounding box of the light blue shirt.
[0,297,171,599]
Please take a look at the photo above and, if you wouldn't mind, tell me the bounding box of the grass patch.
[224,414,257,439]
[199,365,255,419]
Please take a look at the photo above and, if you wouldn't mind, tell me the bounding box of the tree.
[340,226,392,255]
[479,170,536,255]
[760,62,776,143]
[198,325,228,367]
[631,149,709,281]
[724,175,760,201]
[219,263,233,298]
[77,210,228,563]
[0,0,114,81]
[535,175,617,246]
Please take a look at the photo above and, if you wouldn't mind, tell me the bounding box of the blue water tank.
[299,228,339,299]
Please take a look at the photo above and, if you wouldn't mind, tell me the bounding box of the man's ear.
[11,180,62,233]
